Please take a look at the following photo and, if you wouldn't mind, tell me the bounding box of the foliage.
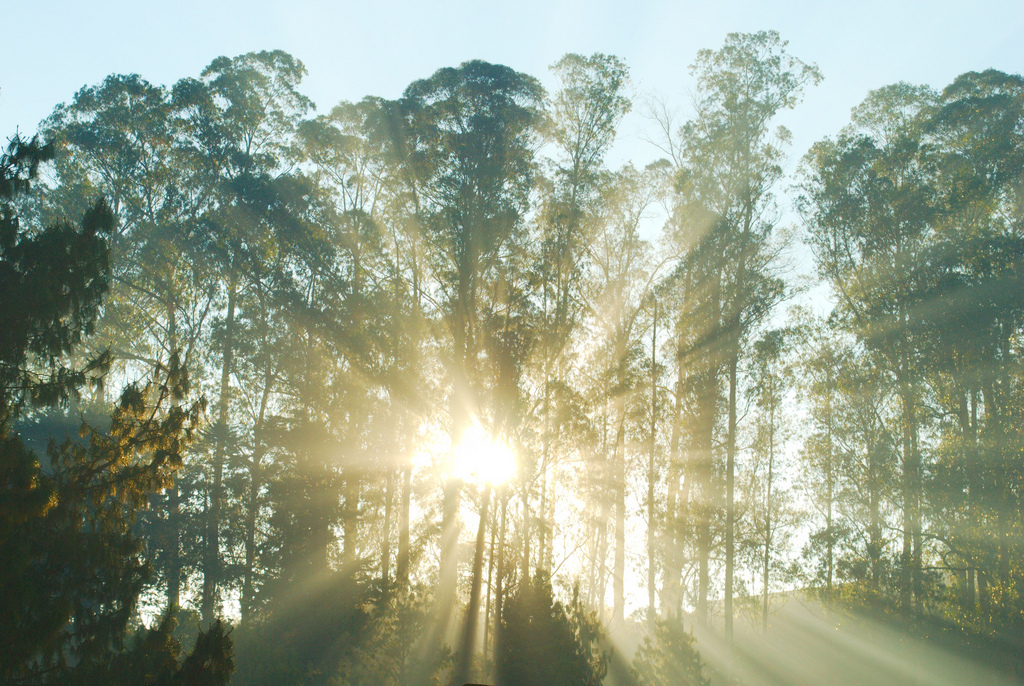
[234,574,449,686]
[496,574,608,686]
[629,619,709,686]
[0,133,232,683]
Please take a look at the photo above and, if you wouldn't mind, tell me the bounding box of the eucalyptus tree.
[299,98,400,577]
[663,214,752,624]
[582,164,658,627]
[227,247,292,622]
[657,200,727,623]
[397,60,546,656]
[244,147,407,604]
[666,31,819,635]
[43,74,218,612]
[802,83,940,609]
[361,94,446,590]
[535,54,631,572]
[922,70,1024,607]
[213,171,332,622]
[172,49,314,622]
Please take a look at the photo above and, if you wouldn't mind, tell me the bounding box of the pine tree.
[0,133,232,684]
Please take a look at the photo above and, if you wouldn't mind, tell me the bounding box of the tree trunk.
[695,367,716,626]
[382,468,394,584]
[167,484,180,609]
[612,400,627,628]
[587,520,600,608]
[983,383,1011,588]
[520,484,530,580]
[867,429,882,591]
[437,477,462,638]
[725,353,738,644]
[166,292,182,612]
[762,399,775,635]
[342,470,361,567]
[494,493,508,663]
[647,302,658,632]
[826,386,835,597]
[439,286,471,640]
[242,372,271,624]
[965,390,978,609]
[725,206,753,643]
[203,273,236,624]
[696,260,723,627]
[596,513,609,622]
[454,486,491,685]
[660,355,685,618]
[397,464,412,587]
[898,357,918,610]
[484,500,497,660]
[538,315,551,572]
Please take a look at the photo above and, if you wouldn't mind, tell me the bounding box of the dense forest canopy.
[2,29,1024,686]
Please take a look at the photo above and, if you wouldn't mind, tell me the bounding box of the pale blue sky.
[6,0,1022,171]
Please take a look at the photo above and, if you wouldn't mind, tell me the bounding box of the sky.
[5,0,1022,163]
[3,0,1022,296]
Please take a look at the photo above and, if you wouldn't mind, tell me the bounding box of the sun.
[452,421,517,486]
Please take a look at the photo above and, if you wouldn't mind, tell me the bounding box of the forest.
[1,29,1023,686]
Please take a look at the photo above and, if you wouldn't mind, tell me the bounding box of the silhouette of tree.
[497,574,608,686]
[0,133,232,685]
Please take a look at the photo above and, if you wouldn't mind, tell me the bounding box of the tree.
[802,82,939,609]
[172,49,314,622]
[795,316,861,596]
[398,59,546,650]
[0,133,232,685]
[536,52,631,575]
[44,72,218,615]
[361,94,440,591]
[668,30,819,636]
[582,164,658,628]
[629,618,709,686]
[923,70,1024,612]
[496,574,608,686]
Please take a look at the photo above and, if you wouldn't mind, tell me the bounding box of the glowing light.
[413,429,450,470]
[452,422,517,486]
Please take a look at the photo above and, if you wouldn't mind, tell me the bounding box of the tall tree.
[584,165,659,628]
[0,133,232,686]
[802,82,939,609]
[399,59,545,656]
[923,70,1024,609]
[669,31,819,636]
[44,73,218,612]
[536,52,631,574]
[173,50,313,623]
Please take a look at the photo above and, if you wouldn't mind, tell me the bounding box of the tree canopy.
[5,36,1024,686]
